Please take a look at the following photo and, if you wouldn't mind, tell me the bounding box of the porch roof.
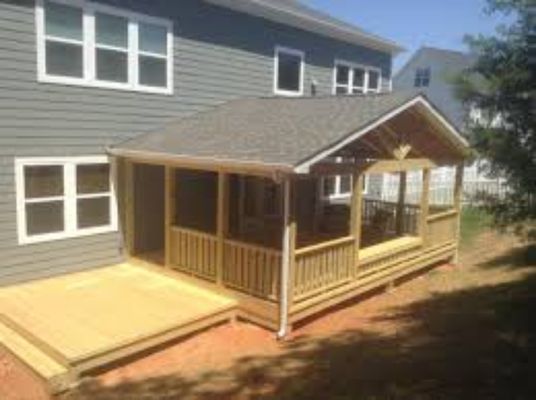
[109,91,470,175]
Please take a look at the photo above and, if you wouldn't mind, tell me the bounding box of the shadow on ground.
[62,245,536,400]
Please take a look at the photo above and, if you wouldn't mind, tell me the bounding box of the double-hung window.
[414,67,431,88]
[274,46,305,96]
[36,0,173,94]
[15,157,118,244]
[333,61,382,95]
[321,158,369,200]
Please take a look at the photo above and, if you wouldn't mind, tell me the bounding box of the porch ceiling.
[109,91,469,175]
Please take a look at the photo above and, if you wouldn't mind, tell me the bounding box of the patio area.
[0,263,237,392]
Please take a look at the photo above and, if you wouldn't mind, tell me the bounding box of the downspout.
[277,178,291,339]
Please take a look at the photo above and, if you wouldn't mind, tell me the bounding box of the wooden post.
[278,178,296,339]
[419,168,431,245]
[350,172,364,275]
[124,160,135,257]
[396,171,407,235]
[216,171,229,286]
[164,166,176,268]
[452,162,464,264]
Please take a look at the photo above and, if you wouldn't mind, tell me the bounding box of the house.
[0,0,469,392]
[391,46,505,204]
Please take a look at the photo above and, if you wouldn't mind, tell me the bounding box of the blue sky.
[306,0,510,72]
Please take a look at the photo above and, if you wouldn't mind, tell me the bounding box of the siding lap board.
[0,0,391,285]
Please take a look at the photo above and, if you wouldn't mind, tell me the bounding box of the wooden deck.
[0,263,237,392]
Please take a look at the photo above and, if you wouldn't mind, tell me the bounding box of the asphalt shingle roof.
[112,91,444,169]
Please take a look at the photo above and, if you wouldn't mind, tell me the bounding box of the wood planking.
[0,263,236,365]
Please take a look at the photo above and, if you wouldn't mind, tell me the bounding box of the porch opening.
[132,163,165,264]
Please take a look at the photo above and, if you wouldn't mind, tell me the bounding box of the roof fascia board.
[294,95,469,174]
[204,0,403,54]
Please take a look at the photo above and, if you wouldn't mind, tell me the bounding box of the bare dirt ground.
[1,230,535,400]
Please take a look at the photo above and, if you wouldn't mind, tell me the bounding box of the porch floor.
[0,263,237,392]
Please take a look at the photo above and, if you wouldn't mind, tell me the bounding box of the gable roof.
[204,0,403,54]
[110,92,469,174]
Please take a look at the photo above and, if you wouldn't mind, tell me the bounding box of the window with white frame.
[321,157,369,200]
[274,46,304,96]
[15,157,117,244]
[36,0,173,94]
[333,61,382,95]
[414,67,431,88]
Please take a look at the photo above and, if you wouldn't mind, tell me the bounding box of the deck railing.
[223,239,282,300]
[293,236,355,302]
[362,199,420,235]
[426,210,458,247]
[170,226,218,281]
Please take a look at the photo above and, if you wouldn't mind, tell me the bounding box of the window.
[414,67,431,88]
[36,0,173,94]
[321,157,369,200]
[274,46,304,96]
[333,60,382,95]
[15,157,117,244]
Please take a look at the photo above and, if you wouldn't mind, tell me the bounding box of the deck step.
[0,321,74,393]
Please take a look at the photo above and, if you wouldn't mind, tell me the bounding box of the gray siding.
[394,48,472,130]
[0,0,392,285]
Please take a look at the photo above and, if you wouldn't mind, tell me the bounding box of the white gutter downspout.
[277,178,291,339]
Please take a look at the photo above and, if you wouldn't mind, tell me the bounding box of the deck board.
[0,263,237,389]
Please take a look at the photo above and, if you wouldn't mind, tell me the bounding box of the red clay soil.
[1,231,533,400]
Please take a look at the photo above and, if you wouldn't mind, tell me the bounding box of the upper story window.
[274,46,305,96]
[15,156,118,245]
[333,60,382,95]
[36,0,173,94]
[414,67,431,88]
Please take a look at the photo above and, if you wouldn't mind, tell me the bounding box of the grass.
[460,206,493,248]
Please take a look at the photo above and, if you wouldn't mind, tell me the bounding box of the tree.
[454,0,535,236]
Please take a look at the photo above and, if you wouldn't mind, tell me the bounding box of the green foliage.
[454,0,535,232]
[460,207,493,248]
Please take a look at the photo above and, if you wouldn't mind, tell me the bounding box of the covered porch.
[111,92,469,334]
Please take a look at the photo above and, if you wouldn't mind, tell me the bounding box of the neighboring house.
[0,0,397,285]
[388,46,505,204]
[0,0,472,391]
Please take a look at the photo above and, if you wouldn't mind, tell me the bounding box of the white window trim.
[322,174,370,200]
[35,0,174,95]
[15,156,118,245]
[274,45,305,97]
[332,59,382,95]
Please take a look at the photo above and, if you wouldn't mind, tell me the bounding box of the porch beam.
[216,171,230,286]
[311,158,442,175]
[278,178,296,339]
[165,166,176,268]
[452,162,465,264]
[419,168,431,245]
[350,172,364,274]
[396,171,407,235]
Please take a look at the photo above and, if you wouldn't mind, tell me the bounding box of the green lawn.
[460,206,493,248]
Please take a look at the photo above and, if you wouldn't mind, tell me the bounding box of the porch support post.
[396,171,407,235]
[124,159,135,257]
[165,166,176,268]
[350,172,364,274]
[419,168,431,245]
[452,162,464,264]
[278,178,296,339]
[216,171,229,286]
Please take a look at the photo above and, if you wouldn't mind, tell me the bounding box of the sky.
[306,0,510,72]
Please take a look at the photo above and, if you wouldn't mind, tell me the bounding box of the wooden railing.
[362,199,420,235]
[170,226,218,281]
[426,210,458,247]
[293,236,355,302]
[223,239,282,301]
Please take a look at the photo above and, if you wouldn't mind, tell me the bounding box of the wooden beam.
[216,172,229,286]
[350,173,364,275]
[396,171,407,235]
[312,158,441,176]
[164,166,176,268]
[419,168,431,245]
[452,162,465,264]
[124,160,135,256]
